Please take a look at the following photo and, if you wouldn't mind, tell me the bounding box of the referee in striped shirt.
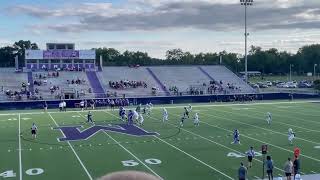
[246,146,255,168]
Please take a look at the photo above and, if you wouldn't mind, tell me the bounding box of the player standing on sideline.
[31,123,37,139]
[193,113,199,126]
[80,100,85,111]
[266,112,272,125]
[119,106,127,121]
[288,128,295,145]
[266,156,274,180]
[59,101,63,112]
[232,129,241,144]
[43,101,48,112]
[293,155,301,180]
[246,146,255,168]
[162,108,168,123]
[238,162,247,180]
[110,99,115,111]
[87,111,94,123]
[62,101,67,111]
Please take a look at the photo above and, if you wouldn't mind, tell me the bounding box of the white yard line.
[262,106,320,125]
[154,136,234,180]
[167,113,288,173]
[204,108,320,145]
[102,110,234,179]
[198,113,320,162]
[271,105,320,117]
[104,131,163,180]
[47,113,93,180]
[242,108,320,131]
[218,108,320,136]
[18,114,22,180]
[76,112,163,179]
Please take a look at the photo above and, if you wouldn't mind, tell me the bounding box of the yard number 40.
[0,168,44,178]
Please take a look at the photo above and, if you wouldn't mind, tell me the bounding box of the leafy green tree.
[13,40,39,67]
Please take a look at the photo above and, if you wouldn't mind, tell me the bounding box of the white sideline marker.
[18,114,22,180]
[0,100,319,116]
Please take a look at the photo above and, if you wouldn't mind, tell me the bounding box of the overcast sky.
[1,0,320,58]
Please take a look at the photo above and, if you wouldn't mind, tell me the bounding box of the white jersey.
[31,125,37,131]
[266,112,272,124]
[80,101,85,106]
[188,105,192,112]
[62,101,66,107]
[163,108,168,121]
[163,108,168,116]
[288,128,295,141]
[139,114,144,124]
[133,110,139,120]
[267,112,272,119]
[59,102,63,108]
[194,113,199,123]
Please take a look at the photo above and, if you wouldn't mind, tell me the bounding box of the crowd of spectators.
[109,80,147,89]
[207,80,224,94]
[34,71,60,79]
[3,82,43,101]
[39,66,85,72]
[79,98,130,109]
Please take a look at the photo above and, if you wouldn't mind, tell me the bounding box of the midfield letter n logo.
[54,124,159,142]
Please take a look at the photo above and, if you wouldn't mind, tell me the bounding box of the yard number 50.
[122,158,162,167]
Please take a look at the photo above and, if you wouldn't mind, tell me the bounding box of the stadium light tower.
[240,0,253,83]
[289,64,293,82]
[314,64,318,80]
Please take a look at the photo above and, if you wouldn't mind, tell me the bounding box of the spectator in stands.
[108,80,147,90]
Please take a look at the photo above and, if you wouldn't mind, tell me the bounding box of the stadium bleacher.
[0,65,254,100]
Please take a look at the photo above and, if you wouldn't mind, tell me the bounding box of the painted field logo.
[54,124,158,142]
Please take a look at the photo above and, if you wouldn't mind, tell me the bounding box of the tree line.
[1,40,320,75]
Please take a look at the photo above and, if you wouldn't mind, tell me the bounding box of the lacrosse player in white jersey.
[266,112,272,125]
[288,128,295,145]
[193,113,199,126]
[162,108,168,123]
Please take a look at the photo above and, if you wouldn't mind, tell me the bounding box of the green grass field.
[1,100,320,180]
